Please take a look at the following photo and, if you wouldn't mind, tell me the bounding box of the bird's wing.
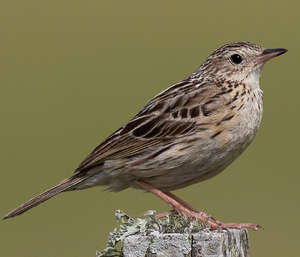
[75,79,224,172]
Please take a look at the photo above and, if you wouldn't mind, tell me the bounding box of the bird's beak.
[256,48,288,64]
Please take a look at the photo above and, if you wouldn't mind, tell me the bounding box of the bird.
[4,42,287,230]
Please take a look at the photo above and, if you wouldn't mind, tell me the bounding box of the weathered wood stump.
[122,229,250,257]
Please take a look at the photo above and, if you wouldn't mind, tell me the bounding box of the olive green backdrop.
[0,1,299,257]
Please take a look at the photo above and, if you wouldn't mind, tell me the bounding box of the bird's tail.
[3,174,88,220]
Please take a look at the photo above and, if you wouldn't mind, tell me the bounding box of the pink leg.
[155,209,176,220]
[166,192,262,229]
[134,180,220,229]
[165,192,206,214]
[135,180,262,231]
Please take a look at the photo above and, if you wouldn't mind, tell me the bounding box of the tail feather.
[3,175,88,219]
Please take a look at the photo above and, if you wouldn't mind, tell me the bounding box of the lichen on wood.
[97,210,206,257]
[96,210,250,257]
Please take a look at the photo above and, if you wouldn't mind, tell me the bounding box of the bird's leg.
[134,180,262,231]
[161,191,216,225]
[155,192,209,221]
[157,192,209,220]
[135,180,220,230]
[154,209,176,220]
[165,191,262,230]
[165,191,206,215]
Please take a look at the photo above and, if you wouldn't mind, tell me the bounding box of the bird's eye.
[230,54,243,64]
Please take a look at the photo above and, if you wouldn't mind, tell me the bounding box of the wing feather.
[75,79,223,172]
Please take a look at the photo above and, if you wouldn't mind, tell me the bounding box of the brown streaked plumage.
[4,42,287,230]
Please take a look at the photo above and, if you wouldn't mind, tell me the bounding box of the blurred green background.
[0,1,299,257]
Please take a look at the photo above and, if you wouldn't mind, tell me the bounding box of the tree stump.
[122,229,250,257]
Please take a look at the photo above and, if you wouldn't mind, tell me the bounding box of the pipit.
[4,42,287,230]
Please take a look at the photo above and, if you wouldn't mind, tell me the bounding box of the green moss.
[97,210,207,257]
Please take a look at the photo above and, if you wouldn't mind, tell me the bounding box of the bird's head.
[195,41,287,84]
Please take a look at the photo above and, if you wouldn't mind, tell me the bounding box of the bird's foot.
[212,221,262,231]
[155,208,218,230]
[155,208,262,231]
